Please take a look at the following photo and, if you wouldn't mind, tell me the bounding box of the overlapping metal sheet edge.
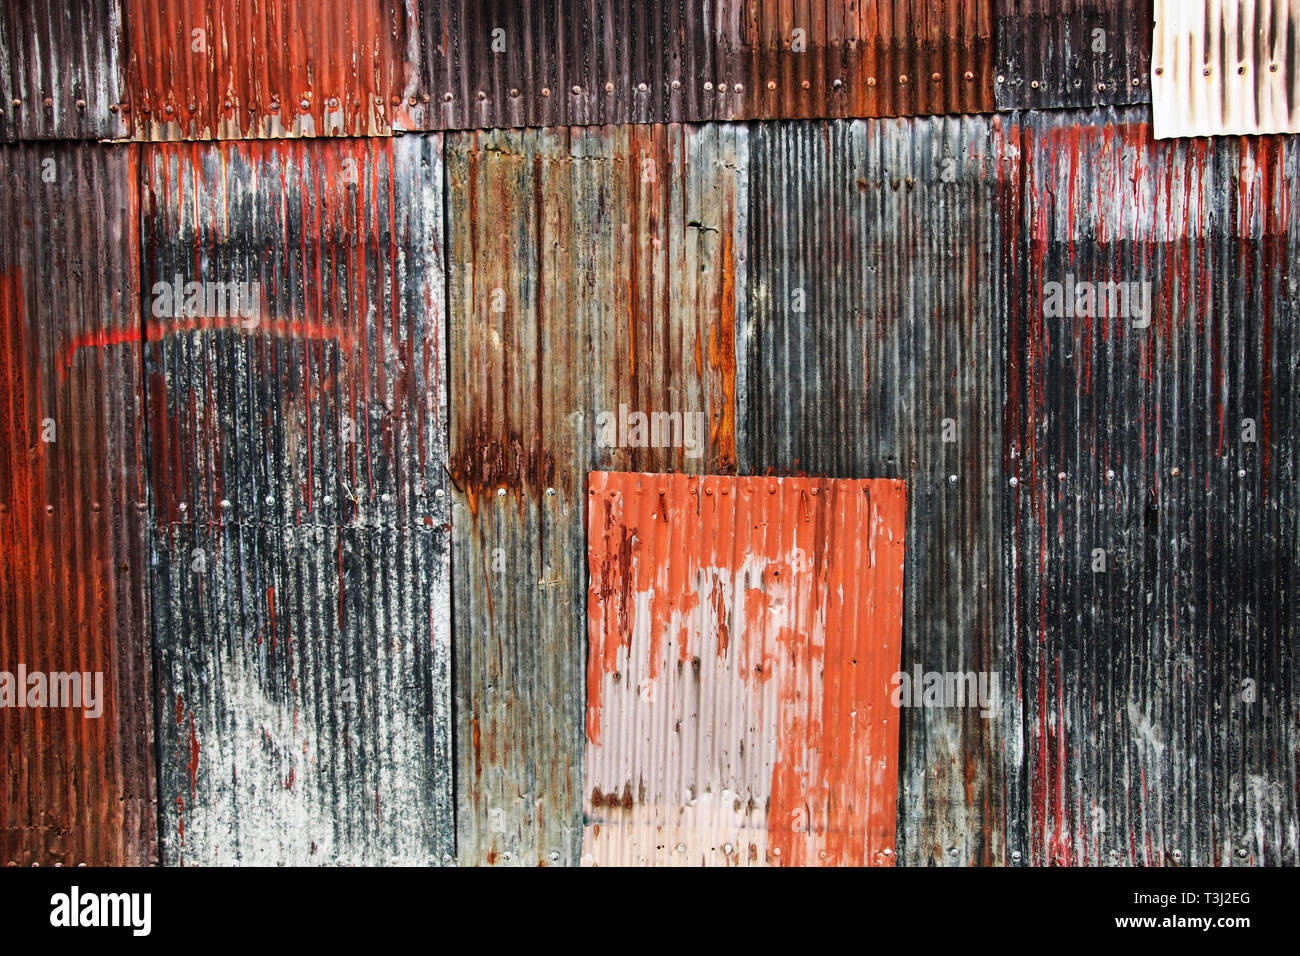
[0,0,127,141]
[1152,0,1300,138]
[583,471,907,866]
[994,0,1153,111]
[0,141,155,865]
[447,122,746,864]
[1010,107,1299,865]
[738,115,1020,865]
[142,134,454,864]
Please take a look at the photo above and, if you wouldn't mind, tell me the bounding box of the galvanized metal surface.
[1011,108,1299,865]
[142,135,453,864]
[0,142,155,865]
[741,0,996,119]
[0,0,127,141]
[122,0,422,140]
[1152,0,1300,138]
[994,0,1152,110]
[584,471,907,866]
[447,123,745,865]
[739,116,1019,865]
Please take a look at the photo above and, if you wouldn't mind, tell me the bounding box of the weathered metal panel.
[584,471,907,867]
[417,1,745,129]
[739,117,1020,865]
[741,0,996,119]
[1011,108,1299,865]
[0,0,127,141]
[122,0,424,140]
[447,123,745,865]
[0,142,154,865]
[994,0,1153,110]
[142,135,452,864]
[1152,0,1300,138]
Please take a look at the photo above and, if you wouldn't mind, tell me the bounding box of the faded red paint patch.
[584,472,907,867]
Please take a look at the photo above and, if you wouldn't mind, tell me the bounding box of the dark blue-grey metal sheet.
[994,0,1153,110]
[1010,108,1299,865]
[738,116,1021,866]
[141,134,452,864]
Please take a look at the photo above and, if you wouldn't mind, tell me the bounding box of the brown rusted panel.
[584,472,907,866]
[1152,0,1300,138]
[122,0,425,140]
[0,142,154,865]
[141,135,453,864]
[994,0,1153,110]
[447,123,745,865]
[742,0,996,119]
[0,0,128,141]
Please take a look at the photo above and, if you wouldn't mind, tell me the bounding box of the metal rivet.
[996,75,1006,84]
[541,87,551,97]
[1238,66,1247,75]
[264,495,273,506]
[1058,472,1066,481]
[497,488,506,497]
[45,504,54,515]
[964,71,974,81]
[1237,848,1248,858]
[1011,850,1022,861]
[605,82,615,93]
[832,78,843,89]
[948,475,957,484]
[421,93,430,103]
[1106,470,1115,480]
[931,72,941,82]
[91,502,101,512]
[637,82,648,93]
[443,92,453,102]
[1270,63,1279,73]
[1238,469,1246,478]
[734,83,743,93]
[1132,77,1141,86]
[1097,82,1106,91]
[546,487,556,496]
[502,852,512,861]
[767,80,776,90]
[718,83,728,93]
[671,80,681,90]
[1009,477,1019,487]
[899,75,909,85]
[178,502,187,512]
[477,91,487,101]
[1030,80,1040,89]
[435,488,445,498]
[549,851,560,861]
[1203,68,1212,77]
[1171,468,1180,477]
[220,499,231,509]
[322,495,332,505]
[10,98,20,107]
[800,79,809,89]
[1155,67,1164,76]
[391,96,401,106]
[703,82,713,91]
[75,99,86,109]
[571,85,582,95]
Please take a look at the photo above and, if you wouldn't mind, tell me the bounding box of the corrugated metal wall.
[0,0,126,141]
[0,143,155,865]
[584,472,907,866]
[141,136,452,864]
[2,1,1298,868]
[446,123,745,864]
[994,0,1152,110]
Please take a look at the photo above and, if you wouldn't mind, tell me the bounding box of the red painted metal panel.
[122,0,422,140]
[0,143,154,865]
[584,472,907,866]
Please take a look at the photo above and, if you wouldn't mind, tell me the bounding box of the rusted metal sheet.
[122,0,423,140]
[739,117,1020,865]
[0,0,127,141]
[1011,108,1299,865]
[0,142,155,865]
[584,472,907,866]
[994,0,1152,110]
[742,0,996,119]
[142,135,452,864]
[1152,0,1300,138]
[447,123,745,865]
[417,1,745,129]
